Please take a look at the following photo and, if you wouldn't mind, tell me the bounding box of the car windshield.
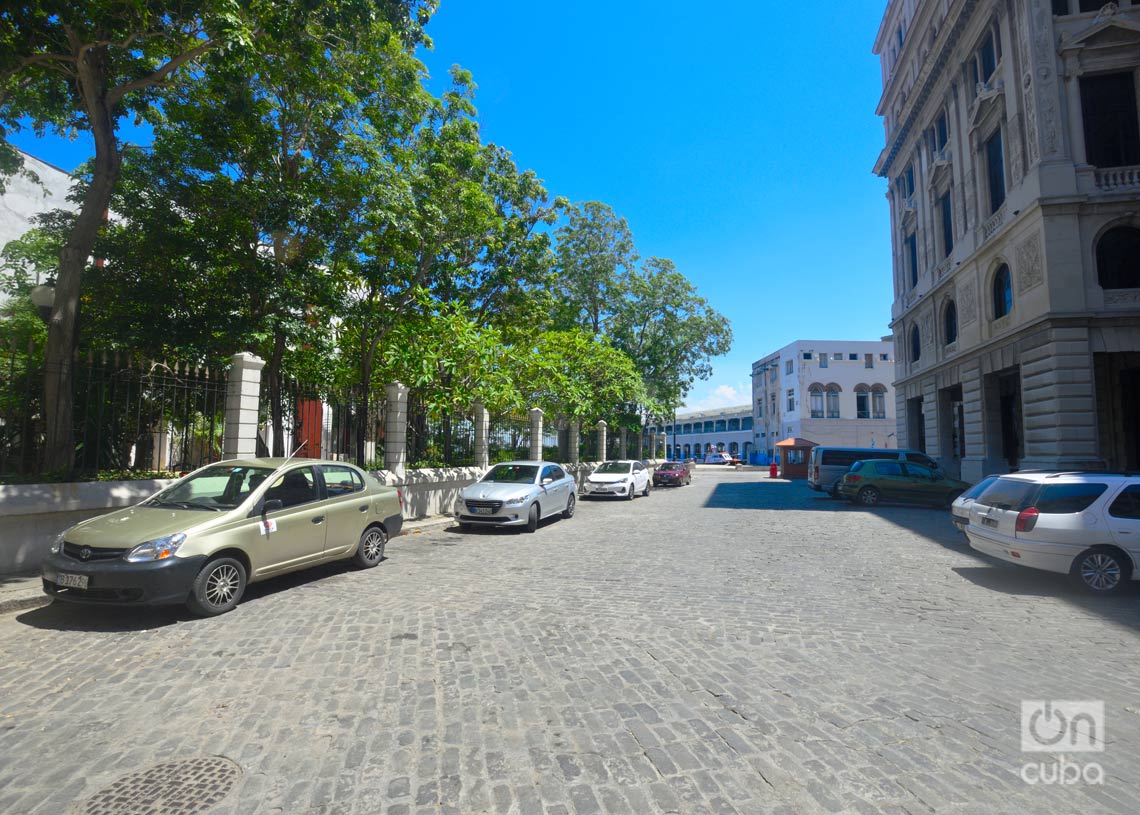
[595,461,632,474]
[657,463,683,471]
[482,464,538,483]
[144,464,276,510]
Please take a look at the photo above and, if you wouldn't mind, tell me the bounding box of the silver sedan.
[455,461,577,533]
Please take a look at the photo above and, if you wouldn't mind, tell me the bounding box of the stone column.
[568,421,580,465]
[619,426,628,459]
[223,352,265,460]
[596,420,607,461]
[529,407,544,461]
[648,431,658,460]
[636,427,644,459]
[473,401,489,469]
[385,382,409,478]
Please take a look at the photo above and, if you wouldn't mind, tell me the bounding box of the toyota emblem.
[80,546,92,561]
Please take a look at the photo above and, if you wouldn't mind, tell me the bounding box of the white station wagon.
[965,472,1140,594]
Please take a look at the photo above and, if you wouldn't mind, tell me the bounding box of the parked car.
[950,475,1000,533]
[703,452,736,465]
[653,461,691,487]
[582,459,651,499]
[838,459,970,507]
[809,446,941,497]
[455,461,576,532]
[965,472,1140,595]
[41,459,402,616]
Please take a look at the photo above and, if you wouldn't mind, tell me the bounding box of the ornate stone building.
[874,0,1140,481]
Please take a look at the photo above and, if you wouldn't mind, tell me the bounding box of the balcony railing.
[981,204,1006,242]
[1094,165,1140,192]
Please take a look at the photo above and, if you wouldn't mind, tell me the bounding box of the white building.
[874,0,1140,481]
[648,406,754,461]
[0,148,74,305]
[751,340,898,457]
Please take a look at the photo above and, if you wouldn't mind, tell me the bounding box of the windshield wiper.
[145,499,221,511]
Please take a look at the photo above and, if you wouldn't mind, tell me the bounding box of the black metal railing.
[261,376,385,468]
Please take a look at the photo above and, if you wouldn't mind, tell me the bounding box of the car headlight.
[125,532,187,562]
[502,495,530,506]
[49,532,66,554]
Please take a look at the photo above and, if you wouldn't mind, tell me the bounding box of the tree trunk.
[42,47,121,475]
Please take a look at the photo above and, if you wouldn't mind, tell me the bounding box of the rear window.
[1034,483,1107,514]
[974,478,1039,511]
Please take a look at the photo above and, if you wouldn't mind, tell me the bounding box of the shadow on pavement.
[953,565,1140,625]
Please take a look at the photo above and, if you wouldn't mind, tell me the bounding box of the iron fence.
[0,346,228,481]
[260,376,385,468]
[405,392,475,468]
[488,412,531,463]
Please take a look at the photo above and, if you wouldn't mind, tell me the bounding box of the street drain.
[75,756,241,815]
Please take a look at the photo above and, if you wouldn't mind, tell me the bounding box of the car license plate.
[57,573,88,589]
[982,517,998,528]
[472,507,492,515]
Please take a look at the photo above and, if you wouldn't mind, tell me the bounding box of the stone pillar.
[529,407,544,461]
[649,431,658,460]
[385,382,409,478]
[474,401,489,469]
[619,426,628,459]
[596,420,607,461]
[636,427,644,459]
[568,421,580,465]
[223,352,265,460]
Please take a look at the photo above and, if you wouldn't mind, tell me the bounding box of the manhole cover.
[75,756,241,815]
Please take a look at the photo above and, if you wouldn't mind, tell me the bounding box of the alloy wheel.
[205,564,241,607]
[1080,553,1122,593]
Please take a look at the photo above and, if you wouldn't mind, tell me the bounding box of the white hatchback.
[581,460,651,499]
[965,472,1140,594]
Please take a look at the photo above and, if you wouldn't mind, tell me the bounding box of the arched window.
[855,384,871,419]
[1097,226,1140,290]
[944,300,958,344]
[910,325,921,362]
[728,442,739,454]
[871,384,888,419]
[992,264,1012,318]
[825,384,841,418]
[808,384,824,418]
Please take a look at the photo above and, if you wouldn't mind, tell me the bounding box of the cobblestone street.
[3,468,1140,814]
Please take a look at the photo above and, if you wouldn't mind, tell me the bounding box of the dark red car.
[653,461,691,487]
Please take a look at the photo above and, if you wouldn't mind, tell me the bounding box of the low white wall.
[0,460,661,575]
[0,479,175,575]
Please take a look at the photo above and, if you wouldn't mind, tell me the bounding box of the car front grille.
[465,500,504,513]
[63,543,129,562]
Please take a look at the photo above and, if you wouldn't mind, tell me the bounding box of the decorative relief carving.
[1030,0,1061,157]
[1015,234,1044,291]
[1106,290,1140,305]
[961,279,978,325]
[922,309,935,348]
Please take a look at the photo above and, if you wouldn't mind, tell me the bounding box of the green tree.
[553,201,635,336]
[0,0,434,473]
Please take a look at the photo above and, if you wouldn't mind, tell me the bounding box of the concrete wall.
[0,461,646,575]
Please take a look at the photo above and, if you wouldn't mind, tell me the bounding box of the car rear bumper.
[384,512,403,537]
[41,552,207,606]
[965,528,1080,576]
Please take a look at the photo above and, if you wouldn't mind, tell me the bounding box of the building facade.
[874,0,1140,482]
[750,340,898,458]
[647,406,754,461]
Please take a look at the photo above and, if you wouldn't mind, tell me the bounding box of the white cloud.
[680,382,750,412]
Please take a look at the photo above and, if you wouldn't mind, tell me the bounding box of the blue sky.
[8,1,893,413]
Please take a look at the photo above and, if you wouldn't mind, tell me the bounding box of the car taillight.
[1015,507,1039,532]
[846,474,861,483]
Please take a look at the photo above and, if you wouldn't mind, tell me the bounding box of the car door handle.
[312,516,325,524]
[359,505,368,513]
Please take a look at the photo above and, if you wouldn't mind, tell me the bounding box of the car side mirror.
[542,477,554,486]
[261,499,283,519]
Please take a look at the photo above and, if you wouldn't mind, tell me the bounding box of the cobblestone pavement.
[3,469,1140,815]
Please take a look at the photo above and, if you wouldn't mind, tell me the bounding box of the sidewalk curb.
[0,515,457,616]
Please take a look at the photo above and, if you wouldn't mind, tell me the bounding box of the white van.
[808,446,941,497]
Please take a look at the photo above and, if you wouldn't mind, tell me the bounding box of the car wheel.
[642,479,651,497]
[1071,549,1130,595]
[626,484,635,501]
[525,503,539,533]
[828,479,843,499]
[561,493,575,519]
[857,486,881,506]
[352,525,387,568]
[187,557,247,617]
